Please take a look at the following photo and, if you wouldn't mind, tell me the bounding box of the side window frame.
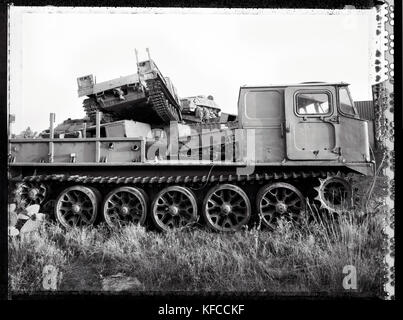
[243,89,283,120]
[294,90,333,117]
[338,86,358,118]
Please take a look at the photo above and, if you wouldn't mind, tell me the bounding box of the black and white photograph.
[4,1,396,307]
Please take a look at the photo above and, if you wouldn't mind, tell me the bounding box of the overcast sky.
[9,7,377,134]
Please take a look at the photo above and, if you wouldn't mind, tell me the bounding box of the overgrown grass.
[8,204,387,296]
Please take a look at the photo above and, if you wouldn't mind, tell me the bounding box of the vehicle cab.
[238,82,373,175]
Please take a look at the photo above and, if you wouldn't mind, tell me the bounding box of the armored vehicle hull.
[9,80,374,232]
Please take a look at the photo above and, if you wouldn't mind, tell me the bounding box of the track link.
[82,97,118,123]
[12,170,364,231]
[15,170,331,186]
[83,78,182,124]
[146,78,181,123]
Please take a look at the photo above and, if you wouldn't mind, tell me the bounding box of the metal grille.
[354,100,374,121]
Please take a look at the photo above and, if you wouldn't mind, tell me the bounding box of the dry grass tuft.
[9,203,387,296]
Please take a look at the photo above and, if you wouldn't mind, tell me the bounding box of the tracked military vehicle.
[77,57,182,124]
[180,95,221,123]
[8,54,374,232]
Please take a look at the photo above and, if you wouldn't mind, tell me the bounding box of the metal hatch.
[284,85,340,160]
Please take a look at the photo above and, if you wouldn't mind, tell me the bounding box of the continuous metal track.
[146,78,181,123]
[15,170,331,186]
[83,78,182,124]
[12,170,358,230]
[83,98,97,119]
[82,97,117,123]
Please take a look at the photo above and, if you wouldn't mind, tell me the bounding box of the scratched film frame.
[6,2,395,300]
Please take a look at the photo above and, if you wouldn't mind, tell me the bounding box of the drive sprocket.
[314,172,353,213]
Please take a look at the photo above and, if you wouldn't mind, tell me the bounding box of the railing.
[9,111,145,164]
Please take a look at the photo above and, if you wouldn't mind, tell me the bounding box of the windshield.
[339,87,356,116]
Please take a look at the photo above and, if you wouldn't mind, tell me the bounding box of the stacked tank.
[77,59,184,125]
[76,58,231,129]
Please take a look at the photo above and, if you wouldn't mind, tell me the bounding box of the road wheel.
[256,182,305,230]
[103,186,148,228]
[151,186,198,231]
[202,184,251,232]
[55,185,100,228]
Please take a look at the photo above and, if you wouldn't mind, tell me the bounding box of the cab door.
[238,87,286,163]
[284,85,339,160]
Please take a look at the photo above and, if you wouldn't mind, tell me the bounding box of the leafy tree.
[17,127,38,138]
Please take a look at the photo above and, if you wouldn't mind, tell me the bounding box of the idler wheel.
[16,182,47,206]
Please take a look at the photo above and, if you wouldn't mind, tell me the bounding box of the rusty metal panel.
[53,142,96,163]
[104,120,152,138]
[100,140,144,163]
[10,137,146,165]
[294,122,336,151]
[96,86,146,110]
[253,128,285,163]
[354,100,375,149]
[10,142,49,163]
[338,117,370,162]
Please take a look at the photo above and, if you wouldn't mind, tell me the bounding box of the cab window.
[339,87,356,115]
[296,92,330,115]
[244,90,282,119]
